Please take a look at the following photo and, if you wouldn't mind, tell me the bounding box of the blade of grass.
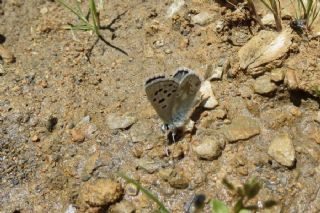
[56,0,89,25]
[118,173,170,213]
[89,0,100,36]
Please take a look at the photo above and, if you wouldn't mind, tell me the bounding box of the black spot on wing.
[158,98,165,103]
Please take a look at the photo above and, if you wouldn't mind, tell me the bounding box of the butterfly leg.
[171,130,176,143]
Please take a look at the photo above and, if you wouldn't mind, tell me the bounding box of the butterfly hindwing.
[145,76,179,124]
[171,70,201,127]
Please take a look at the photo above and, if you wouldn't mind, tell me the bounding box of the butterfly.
[145,67,202,141]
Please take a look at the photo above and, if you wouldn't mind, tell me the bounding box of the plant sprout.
[259,0,282,31]
[56,0,102,37]
[211,177,277,213]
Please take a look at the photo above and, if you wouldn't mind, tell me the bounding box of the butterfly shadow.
[85,10,128,62]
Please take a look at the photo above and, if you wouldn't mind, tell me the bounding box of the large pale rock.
[223,116,260,142]
[268,133,296,167]
[238,29,292,73]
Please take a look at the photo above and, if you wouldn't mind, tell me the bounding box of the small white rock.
[65,205,76,213]
[106,114,137,130]
[191,12,215,26]
[268,133,296,167]
[209,66,223,80]
[199,81,218,109]
[166,0,185,18]
[193,137,224,160]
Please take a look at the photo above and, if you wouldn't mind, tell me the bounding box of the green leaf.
[233,199,244,213]
[222,178,235,191]
[211,200,229,213]
[243,178,261,199]
[239,209,251,213]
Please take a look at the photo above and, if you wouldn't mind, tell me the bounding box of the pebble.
[108,200,136,213]
[270,68,284,82]
[70,128,85,143]
[210,66,223,80]
[40,7,48,15]
[199,81,218,109]
[84,124,97,139]
[168,169,189,189]
[31,135,40,142]
[137,158,161,174]
[106,113,137,130]
[253,75,277,96]
[0,45,15,63]
[268,133,296,167]
[171,144,184,160]
[285,69,299,90]
[164,48,173,54]
[193,137,225,160]
[153,40,164,48]
[78,179,123,211]
[126,183,139,196]
[64,204,76,213]
[191,12,215,26]
[215,20,225,32]
[223,116,260,142]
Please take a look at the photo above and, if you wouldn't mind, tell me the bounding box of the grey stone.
[106,113,137,130]
[223,116,260,142]
[253,75,277,95]
[268,133,295,167]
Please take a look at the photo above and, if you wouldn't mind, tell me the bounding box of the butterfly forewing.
[173,67,191,82]
[145,77,179,124]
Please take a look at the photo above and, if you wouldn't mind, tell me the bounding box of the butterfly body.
[145,68,201,140]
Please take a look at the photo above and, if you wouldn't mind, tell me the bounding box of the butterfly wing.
[145,76,179,124]
[171,69,202,127]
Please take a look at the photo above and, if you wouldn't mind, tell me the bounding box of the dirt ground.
[1,0,320,212]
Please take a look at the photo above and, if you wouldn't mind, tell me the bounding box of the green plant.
[56,0,128,57]
[118,173,170,213]
[290,0,320,30]
[56,0,102,37]
[259,0,282,31]
[211,177,277,213]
